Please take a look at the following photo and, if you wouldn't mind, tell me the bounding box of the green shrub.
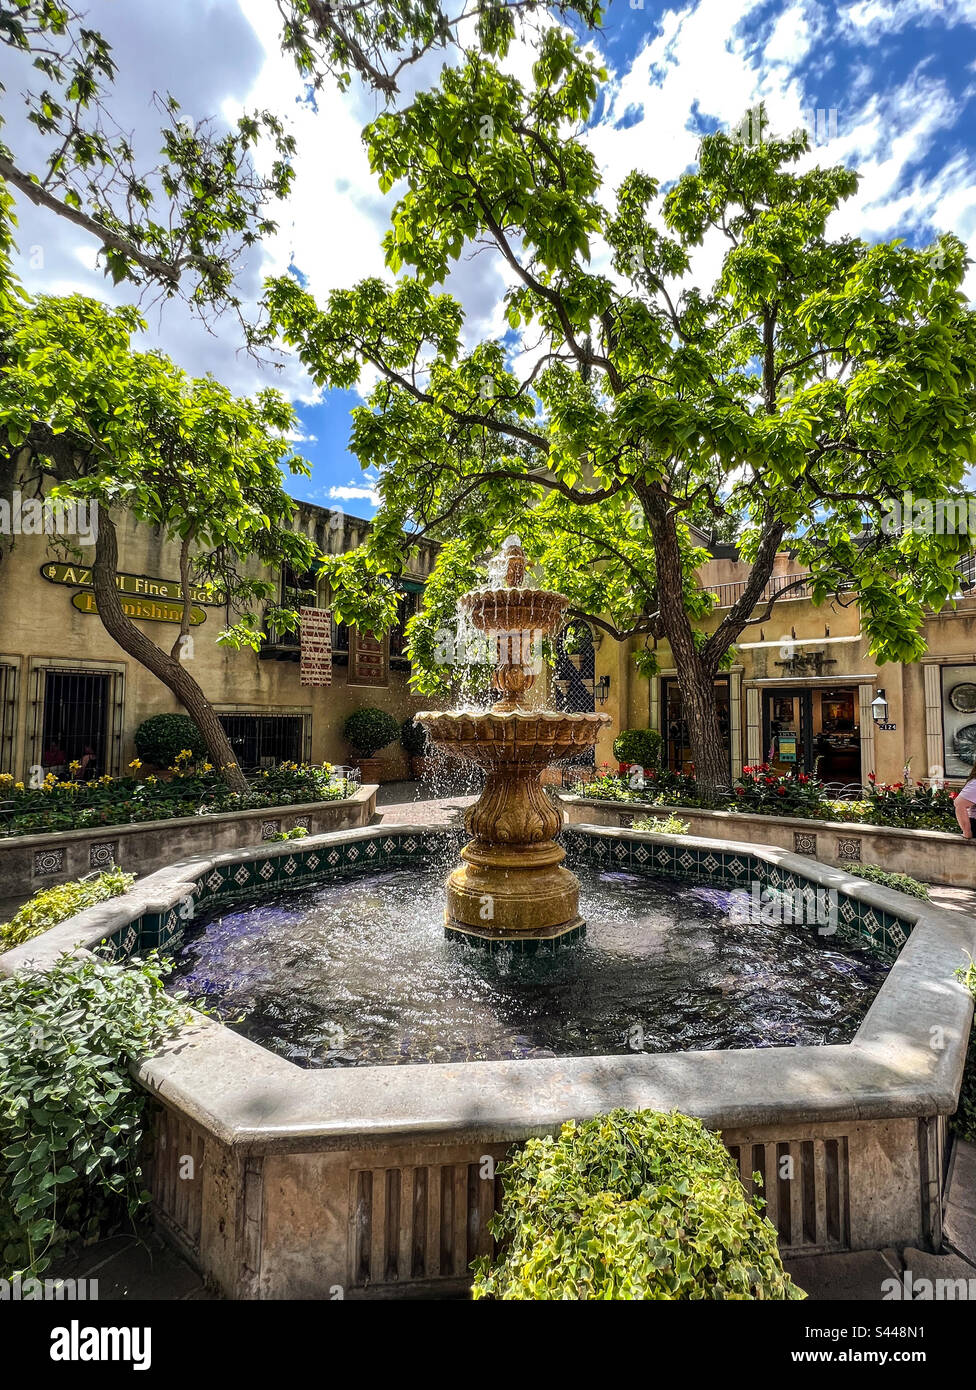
[472,1109,805,1301]
[839,862,929,900]
[613,728,662,769]
[133,713,208,767]
[400,716,429,757]
[632,813,689,835]
[0,951,191,1277]
[267,826,308,842]
[344,706,400,757]
[1,869,135,949]
[953,962,976,1144]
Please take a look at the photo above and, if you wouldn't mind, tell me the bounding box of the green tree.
[0,277,316,792]
[264,43,976,797]
[0,0,599,316]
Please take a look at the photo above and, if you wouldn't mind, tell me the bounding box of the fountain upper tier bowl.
[459,584,572,639]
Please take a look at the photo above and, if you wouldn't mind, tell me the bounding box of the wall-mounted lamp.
[871,688,888,725]
[595,675,611,705]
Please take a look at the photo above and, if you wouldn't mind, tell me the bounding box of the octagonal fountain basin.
[3,821,974,1300]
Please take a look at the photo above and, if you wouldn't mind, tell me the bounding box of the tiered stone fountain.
[417,539,611,946]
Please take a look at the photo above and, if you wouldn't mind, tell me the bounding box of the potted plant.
[613,728,662,778]
[343,707,401,783]
[401,716,434,779]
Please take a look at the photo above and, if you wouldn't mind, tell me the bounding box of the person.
[954,762,976,839]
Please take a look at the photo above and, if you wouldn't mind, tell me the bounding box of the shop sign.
[41,561,220,606]
[71,591,206,625]
[300,606,333,687]
[777,733,798,762]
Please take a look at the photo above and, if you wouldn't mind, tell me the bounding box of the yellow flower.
[146,774,158,785]
[14,781,24,791]
[203,762,213,772]
[129,758,142,770]
[69,759,81,773]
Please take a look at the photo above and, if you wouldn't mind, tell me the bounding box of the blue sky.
[5,0,976,517]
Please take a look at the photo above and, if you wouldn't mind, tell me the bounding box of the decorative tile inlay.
[306,853,320,870]
[32,848,64,876]
[383,839,396,854]
[837,837,862,862]
[283,856,298,877]
[259,860,275,881]
[634,844,649,863]
[206,870,223,891]
[89,841,116,869]
[794,831,817,856]
[261,819,281,840]
[233,865,251,886]
[293,816,311,832]
[122,925,138,955]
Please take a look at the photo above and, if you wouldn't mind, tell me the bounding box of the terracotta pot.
[410,756,436,779]
[355,757,396,784]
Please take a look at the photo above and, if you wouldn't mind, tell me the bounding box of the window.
[41,670,110,778]
[218,714,306,768]
[663,677,731,775]
[0,663,16,774]
[389,589,422,661]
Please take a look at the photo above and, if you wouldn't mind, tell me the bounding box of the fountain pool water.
[166,858,890,1067]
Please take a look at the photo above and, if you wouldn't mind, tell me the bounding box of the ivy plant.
[472,1108,805,1300]
[0,951,191,1278]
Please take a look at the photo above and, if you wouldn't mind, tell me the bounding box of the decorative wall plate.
[953,722,976,761]
[949,682,976,712]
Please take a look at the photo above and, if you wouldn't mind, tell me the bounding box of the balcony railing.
[706,573,816,610]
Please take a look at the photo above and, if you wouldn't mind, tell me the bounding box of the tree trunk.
[643,487,730,800]
[92,510,249,793]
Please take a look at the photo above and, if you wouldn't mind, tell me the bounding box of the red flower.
[868,772,876,783]
[776,786,787,795]
[764,776,775,785]
[735,787,745,796]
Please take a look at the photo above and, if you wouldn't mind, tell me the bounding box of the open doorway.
[762,686,861,784]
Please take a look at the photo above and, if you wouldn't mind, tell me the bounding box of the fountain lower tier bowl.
[415,708,610,770]
[416,708,611,944]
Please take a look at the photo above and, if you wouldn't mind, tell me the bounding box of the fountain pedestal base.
[443,839,586,948]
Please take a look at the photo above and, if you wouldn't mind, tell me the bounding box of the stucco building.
[0,499,438,780]
[591,544,976,789]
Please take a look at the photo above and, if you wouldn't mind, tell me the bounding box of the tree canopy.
[0,0,600,318]
[0,252,316,787]
[264,36,976,792]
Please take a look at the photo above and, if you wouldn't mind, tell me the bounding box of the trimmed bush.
[1,869,135,949]
[401,716,429,757]
[840,861,929,900]
[344,706,400,758]
[613,728,662,769]
[472,1109,804,1300]
[134,713,207,767]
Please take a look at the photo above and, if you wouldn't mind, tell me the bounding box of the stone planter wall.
[559,794,976,888]
[0,784,376,899]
